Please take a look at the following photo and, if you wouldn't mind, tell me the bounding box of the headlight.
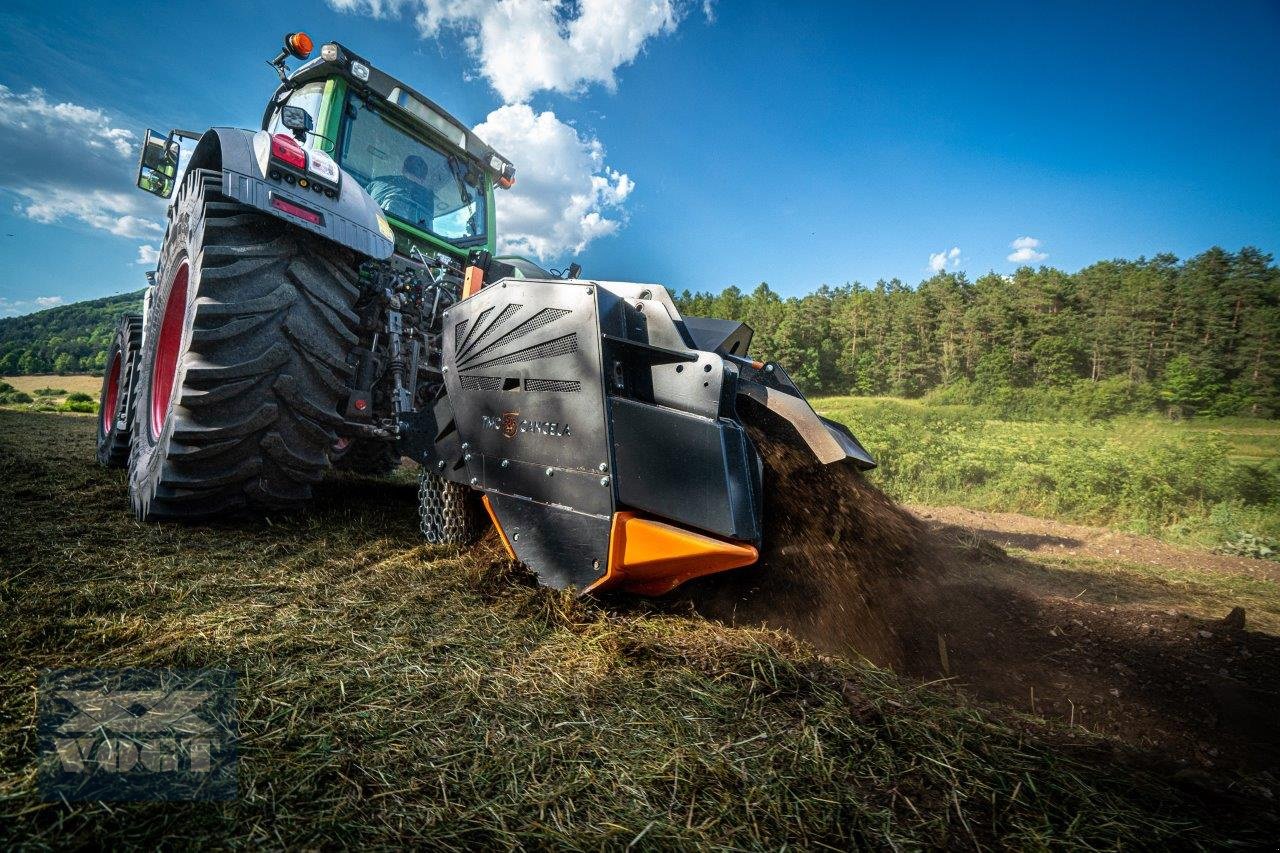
[351,61,370,82]
[320,43,342,63]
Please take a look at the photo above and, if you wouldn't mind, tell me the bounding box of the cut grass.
[1,411,1276,848]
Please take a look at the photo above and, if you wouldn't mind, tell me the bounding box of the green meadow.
[817,396,1280,555]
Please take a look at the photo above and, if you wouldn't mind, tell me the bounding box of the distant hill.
[0,291,144,375]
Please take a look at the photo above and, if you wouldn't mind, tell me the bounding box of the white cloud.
[474,104,632,259]
[702,1,717,22]
[928,246,961,273]
[1007,235,1048,264]
[0,295,64,316]
[0,85,162,252]
[329,0,683,102]
[136,244,161,266]
[18,188,163,239]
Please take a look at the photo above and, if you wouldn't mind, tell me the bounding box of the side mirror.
[136,129,179,198]
[281,106,314,141]
[566,263,582,280]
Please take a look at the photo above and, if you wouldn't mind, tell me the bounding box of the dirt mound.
[670,426,931,666]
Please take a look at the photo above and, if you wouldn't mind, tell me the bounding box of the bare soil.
[670,432,1280,777]
[912,504,1280,583]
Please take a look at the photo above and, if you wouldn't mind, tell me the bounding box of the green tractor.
[99,31,874,595]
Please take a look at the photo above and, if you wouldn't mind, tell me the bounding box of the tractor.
[97,32,875,595]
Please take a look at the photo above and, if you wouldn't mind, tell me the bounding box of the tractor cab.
[261,36,514,265]
[132,33,573,280]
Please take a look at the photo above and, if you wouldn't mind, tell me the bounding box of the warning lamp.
[271,32,316,82]
[285,32,313,60]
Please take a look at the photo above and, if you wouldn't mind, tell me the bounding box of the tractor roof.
[285,41,515,183]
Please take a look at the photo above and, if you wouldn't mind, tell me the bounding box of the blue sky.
[0,0,1277,315]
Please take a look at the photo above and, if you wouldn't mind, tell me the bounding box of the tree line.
[2,247,1276,418]
[674,246,1279,418]
[0,291,144,376]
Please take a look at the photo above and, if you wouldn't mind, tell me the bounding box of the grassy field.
[2,410,1277,847]
[0,374,102,396]
[816,396,1280,554]
[2,377,1275,556]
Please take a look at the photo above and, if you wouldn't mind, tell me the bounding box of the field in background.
[1,374,101,396]
[817,396,1280,555]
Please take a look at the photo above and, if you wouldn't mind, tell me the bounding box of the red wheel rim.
[150,261,190,439]
[103,351,122,432]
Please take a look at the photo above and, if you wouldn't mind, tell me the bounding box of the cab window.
[268,82,326,136]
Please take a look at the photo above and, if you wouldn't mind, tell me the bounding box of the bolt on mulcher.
[98,31,875,595]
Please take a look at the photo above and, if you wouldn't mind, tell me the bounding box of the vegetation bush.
[1216,531,1278,561]
[818,396,1280,549]
[56,391,97,413]
[32,387,68,397]
[0,390,33,405]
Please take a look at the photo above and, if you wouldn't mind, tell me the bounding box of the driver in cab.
[366,154,436,227]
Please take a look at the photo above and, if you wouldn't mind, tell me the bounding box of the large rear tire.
[96,314,143,468]
[128,168,362,520]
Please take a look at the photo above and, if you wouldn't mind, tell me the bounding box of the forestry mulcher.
[98,32,874,595]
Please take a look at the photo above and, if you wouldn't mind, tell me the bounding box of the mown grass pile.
[1,411,1275,847]
[819,395,1280,552]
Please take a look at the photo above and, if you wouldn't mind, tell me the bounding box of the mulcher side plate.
[423,278,765,590]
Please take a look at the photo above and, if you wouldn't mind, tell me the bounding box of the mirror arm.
[268,52,290,83]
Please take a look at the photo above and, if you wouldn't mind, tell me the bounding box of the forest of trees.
[675,246,1279,418]
[2,247,1276,418]
[0,291,144,376]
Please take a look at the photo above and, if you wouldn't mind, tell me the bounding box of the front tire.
[96,315,143,468]
[128,168,362,520]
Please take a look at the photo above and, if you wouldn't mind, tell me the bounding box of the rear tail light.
[270,195,323,226]
[270,133,307,170]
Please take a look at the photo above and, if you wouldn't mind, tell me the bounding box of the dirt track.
[670,440,1280,776]
[912,504,1280,583]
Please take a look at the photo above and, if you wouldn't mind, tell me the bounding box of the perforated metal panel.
[524,378,581,393]
[459,374,503,391]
